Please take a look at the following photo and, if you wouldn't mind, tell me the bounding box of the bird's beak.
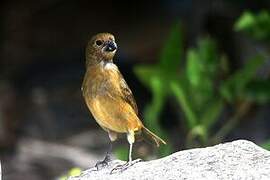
[103,41,117,52]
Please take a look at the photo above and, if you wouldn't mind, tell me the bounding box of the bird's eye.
[95,40,103,46]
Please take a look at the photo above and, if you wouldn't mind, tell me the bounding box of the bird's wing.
[119,74,138,115]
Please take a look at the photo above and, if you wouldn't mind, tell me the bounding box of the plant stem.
[170,82,198,128]
[211,101,252,144]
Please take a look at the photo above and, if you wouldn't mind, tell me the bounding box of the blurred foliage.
[58,167,82,180]
[115,145,129,161]
[133,19,269,153]
[220,55,265,102]
[244,80,270,103]
[115,25,181,160]
[115,10,270,160]
[234,10,270,41]
[134,24,183,156]
[235,10,270,150]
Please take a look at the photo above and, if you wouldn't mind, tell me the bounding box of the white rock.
[69,140,270,180]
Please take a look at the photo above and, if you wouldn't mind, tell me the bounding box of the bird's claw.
[95,154,111,170]
[110,159,142,174]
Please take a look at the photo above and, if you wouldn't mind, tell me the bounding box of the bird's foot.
[95,154,111,170]
[110,159,142,174]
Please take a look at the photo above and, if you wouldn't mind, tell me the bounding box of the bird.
[81,32,166,170]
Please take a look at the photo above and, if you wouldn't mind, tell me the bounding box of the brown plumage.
[82,33,166,164]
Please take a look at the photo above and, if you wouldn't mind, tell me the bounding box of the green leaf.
[234,11,256,31]
[187,49,201,87]
[186,37,220,112]
[133,66,159,90]
[235,10,270,41]
[198,38,218,66]
[186,38,219,88]
[201,99,223,129]
[159,23,183,72]
[144,76,173,156]
[143,77,166,131]
[244,79,270,103]
[170,80,198,128]
[133,23,184,157]
[220,55,265,102]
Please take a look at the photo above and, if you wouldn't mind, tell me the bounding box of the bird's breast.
[82,62,142,133]
[83,63,120,99]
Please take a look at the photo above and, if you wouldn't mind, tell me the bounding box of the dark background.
[0,0,270,179]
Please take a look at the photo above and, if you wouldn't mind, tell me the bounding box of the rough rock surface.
[69,140,270,180]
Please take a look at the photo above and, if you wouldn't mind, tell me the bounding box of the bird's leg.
[126,130,135,165]
[111,131,142,174]
[95,142,112,170]
[95,130,118,170]
[128,142,133,163]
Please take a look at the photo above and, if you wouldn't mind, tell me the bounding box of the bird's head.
[86,33,117,66]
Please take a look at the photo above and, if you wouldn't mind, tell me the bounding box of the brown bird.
[82,33,166,169]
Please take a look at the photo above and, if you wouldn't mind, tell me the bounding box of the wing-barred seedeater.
[82,33,166,171]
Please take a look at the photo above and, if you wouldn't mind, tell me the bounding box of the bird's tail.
[141,126,166,147]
